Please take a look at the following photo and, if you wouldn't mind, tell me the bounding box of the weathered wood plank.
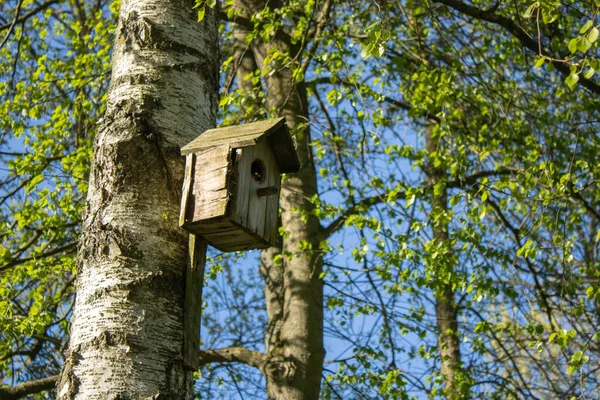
[188,145,231,222]
[247,142,271,238]
[181,118,285,155]
[264,148,281,245]
[183,235,207,370]
[180,154,195,227]
[194,191,229,220]
[231,147,251,228]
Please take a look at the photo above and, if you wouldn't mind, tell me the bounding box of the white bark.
[57,0,218,398]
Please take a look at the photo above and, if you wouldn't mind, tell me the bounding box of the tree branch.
[306,76,441,123]
[321,194,390,238]
[0,375,58,400]
[300,0,333,72]
[218,9,294,45]
[0,0,62,33]
[446,168,517,188]
[433,0,600,94]
[320,168,517,238]
[0,241,77,272]
[198,347,267,370]
[568,184,600,222]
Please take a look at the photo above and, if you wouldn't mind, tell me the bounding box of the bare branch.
[446,168,517,188]
[0,0,62,33]
[198,347,267,370]
[300,0,333,72]
[320,168,517,238]
[0,0,23,49]
[0,375,58,400]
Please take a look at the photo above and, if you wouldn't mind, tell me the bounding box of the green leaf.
[197,6,205,22]
[577,37,592,53]
[523,2,539,19]
[568,38,579,54]
[588,27,599,43]
[533,56,546,69]
[565,73,579,90]
[580,20,594,34]
[360,43,373,60]
[584,67,595,79]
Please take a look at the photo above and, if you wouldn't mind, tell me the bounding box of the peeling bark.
[56,0,218,398]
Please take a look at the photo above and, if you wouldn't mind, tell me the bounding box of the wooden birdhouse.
[179,118,300,252]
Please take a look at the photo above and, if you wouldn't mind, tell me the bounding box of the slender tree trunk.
[425,126,466,399]
[56,0,219,398]
[234,2,325,398]
[229,0,286,359]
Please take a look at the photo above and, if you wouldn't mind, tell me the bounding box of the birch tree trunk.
[57,0,219,398]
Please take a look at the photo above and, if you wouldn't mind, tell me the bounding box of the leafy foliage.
[0,0,116,391]
[2,0,600,398]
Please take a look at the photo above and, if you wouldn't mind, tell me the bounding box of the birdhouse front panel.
[229,141,281,247]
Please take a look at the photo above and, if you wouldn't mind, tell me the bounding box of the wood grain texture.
[180,117,300,173]
[180,154,195,227]
[247,142,270,239]
[183,235,207,370]
[180,142,280,251]
[189,145,231,222]
[181,118,285,155]
[231,146,252,229]
[263,148,281,245]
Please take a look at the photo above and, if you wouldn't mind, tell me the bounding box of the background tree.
[2,0,600,399]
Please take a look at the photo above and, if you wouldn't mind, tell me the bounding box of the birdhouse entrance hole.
[251,159,265,183]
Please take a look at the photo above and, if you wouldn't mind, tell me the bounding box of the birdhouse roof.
[181,118,300,173]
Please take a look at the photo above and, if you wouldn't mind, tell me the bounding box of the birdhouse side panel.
[187,145,231,224]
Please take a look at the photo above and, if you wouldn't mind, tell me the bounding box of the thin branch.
[306,76,441,123]
[0,0,23,49]
[0,241,77,272]
[433,0,600,94]
[0,0,61,32]
[218,9,293,45]
[322,194,390,238]
[446,168,517,188]
[299,0,332,72]
[0,375,58,400]
[321,168,516,238]
[568,184,600,222]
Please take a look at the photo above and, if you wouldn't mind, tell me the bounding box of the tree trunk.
[235,2,325,397]
[256,41,324,400]
[425,125,465,399]
[56,0,219,398]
